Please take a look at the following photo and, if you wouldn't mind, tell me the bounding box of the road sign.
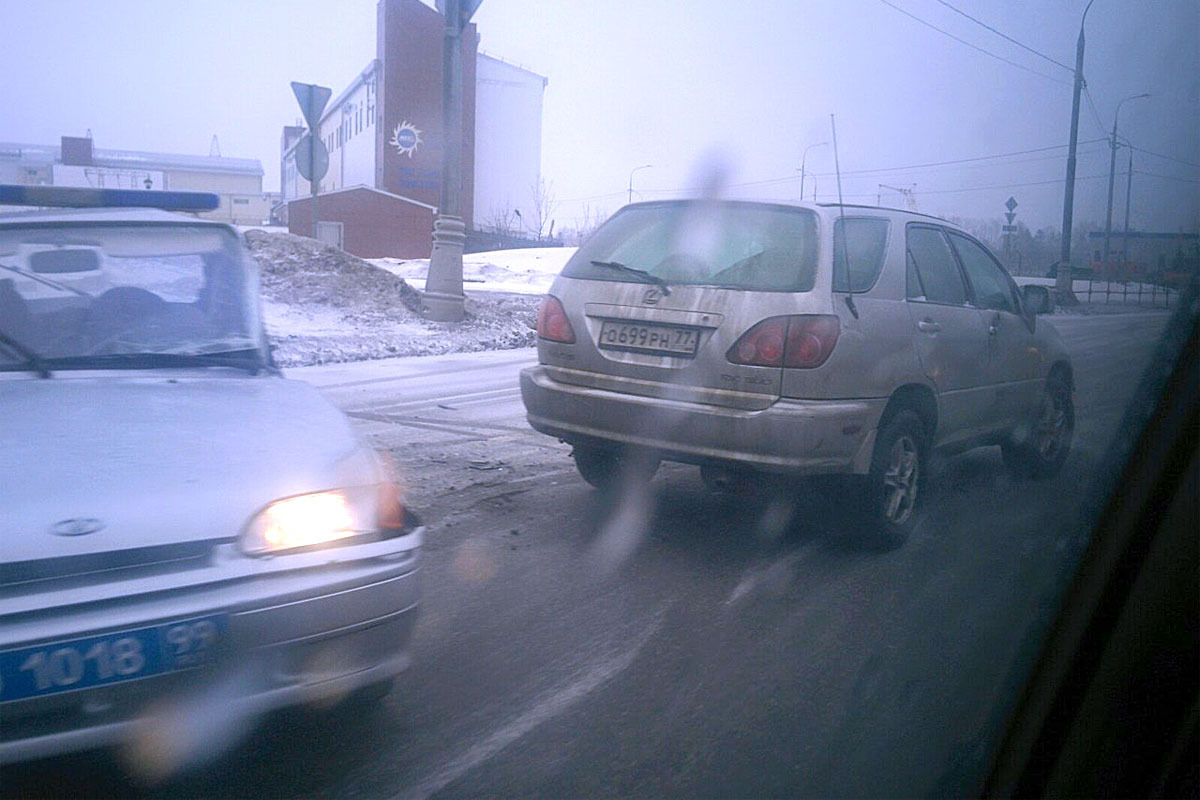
[1002,225,1017,233]
[290,82,332,131]
[294,134,329,183]
[1005,212,1016,224]
[1005,196,1018,212]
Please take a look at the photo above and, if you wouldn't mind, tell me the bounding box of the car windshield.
[0,223,264,368]
[562,202,820,292]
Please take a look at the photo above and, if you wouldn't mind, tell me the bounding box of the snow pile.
[370,246,575,294]
[244,230,544,367]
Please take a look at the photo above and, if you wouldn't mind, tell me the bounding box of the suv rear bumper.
[521,365,885,474]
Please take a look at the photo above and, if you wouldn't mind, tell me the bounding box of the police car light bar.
[0,184,221,212]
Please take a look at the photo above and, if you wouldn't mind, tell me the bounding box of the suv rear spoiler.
[0,184,220,212]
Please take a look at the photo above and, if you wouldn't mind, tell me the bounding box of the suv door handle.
[917,319,941,333]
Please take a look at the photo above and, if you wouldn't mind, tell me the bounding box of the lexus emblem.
[642,288,662,305]
[50,518,105,537]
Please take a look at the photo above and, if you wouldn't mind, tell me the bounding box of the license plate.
[597,320,700,356]
[0,615,226,703]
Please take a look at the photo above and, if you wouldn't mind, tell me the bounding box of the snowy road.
[9,312,1176,798]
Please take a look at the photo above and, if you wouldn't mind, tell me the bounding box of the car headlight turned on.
[241,483,406,556]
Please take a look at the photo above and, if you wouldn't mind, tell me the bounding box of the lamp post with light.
[798,141,828,202]
[628,164,652,205]
[1103,93,1150,269]
[1057,0,1097,301]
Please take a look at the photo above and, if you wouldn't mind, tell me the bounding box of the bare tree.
[485,203,518,236]
[529,178,559,242]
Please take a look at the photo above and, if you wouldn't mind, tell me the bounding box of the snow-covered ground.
[369,247,575,294]
[245,230,547,367]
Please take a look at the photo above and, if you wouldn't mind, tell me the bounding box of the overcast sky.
[1,0,1196,234]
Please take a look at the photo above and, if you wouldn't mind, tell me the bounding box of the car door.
[947,232,1041,427]
[904,224,992,447]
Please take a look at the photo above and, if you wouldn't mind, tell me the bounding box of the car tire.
[573,444,658,491]
[865,410,926,548]
[1002,373,1074,480]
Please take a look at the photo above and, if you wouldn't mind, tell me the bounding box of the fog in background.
[1,0,1195,235]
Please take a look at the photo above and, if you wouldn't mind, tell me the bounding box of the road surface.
[8,312,1175,798]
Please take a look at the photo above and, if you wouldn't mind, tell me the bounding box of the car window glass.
[906,225,966,305]
[562,202,820,292]
[949,232,1017,313]
[832,217,890,292]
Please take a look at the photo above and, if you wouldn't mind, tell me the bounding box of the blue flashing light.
[0,184,221,212]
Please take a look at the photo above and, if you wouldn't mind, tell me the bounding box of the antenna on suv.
[831,114,859,319]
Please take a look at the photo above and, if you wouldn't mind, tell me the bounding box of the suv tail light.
[536,295,576,344]
[727,315,840,368]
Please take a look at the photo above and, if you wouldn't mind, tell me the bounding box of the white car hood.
[1,372,378,563]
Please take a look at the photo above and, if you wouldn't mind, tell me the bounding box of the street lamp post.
[628,164,652,205]
[1057,0,1096,302]
[423,0,482,322]
[1103,93,1150,270]
[798,141,828,202]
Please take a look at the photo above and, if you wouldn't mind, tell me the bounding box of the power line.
[932,0,1074,72]
[724,139,1105,190]
[1082,84,1110,138]
[1131,147,1200,171]
[1135,169,1200,184]
[830,172,1109,200]
[810,139,1106,178]
[876,0,1072,85]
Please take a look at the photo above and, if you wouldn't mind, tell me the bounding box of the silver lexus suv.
[520,200,1074,543]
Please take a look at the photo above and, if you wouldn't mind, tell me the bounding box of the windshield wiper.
[589,260,672,295]
[0,262,90,297]
[0,329,51,378]
[40,350,265,375]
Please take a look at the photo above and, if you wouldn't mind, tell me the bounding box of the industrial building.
[279,0,547,258]
[0,136,273,225]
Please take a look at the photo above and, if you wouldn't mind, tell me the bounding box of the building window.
[233,198,250,205]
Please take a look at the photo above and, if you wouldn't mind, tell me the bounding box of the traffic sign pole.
[291,82,332,241]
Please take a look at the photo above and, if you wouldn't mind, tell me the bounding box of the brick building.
[281,0,546,258]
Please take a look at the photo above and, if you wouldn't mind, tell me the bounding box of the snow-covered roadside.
[245,230,544,367]
[369,246,575,295]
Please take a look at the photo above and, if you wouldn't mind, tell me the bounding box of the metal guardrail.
[1077,279,1176,308]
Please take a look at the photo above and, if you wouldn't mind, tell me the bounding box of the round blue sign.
[396,129,418,149]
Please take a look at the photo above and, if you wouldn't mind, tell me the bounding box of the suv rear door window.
[562,202,819,292]
[832,217,890,292]
[906,225,967,305]
[947,232,1020,313]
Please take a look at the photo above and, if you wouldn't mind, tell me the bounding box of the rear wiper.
[0,262,90,297]
[589,260,672,295]
[0,329,51,378]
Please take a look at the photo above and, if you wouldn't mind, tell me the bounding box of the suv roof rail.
[0,184,220,212]
[816,202,951,224]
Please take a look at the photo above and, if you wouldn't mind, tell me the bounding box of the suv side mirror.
[1021,284,1053,315]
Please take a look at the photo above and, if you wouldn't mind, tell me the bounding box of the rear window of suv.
[563,201,819,292]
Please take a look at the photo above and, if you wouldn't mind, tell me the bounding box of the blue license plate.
[0,615,226,703]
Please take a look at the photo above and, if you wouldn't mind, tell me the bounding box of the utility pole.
[1103,93,1150,272]
[628,164,652,205]
[1121,147,1134,267]
[423,0,483,322]
[1057,0,1096,303]
[798,141,828,202]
